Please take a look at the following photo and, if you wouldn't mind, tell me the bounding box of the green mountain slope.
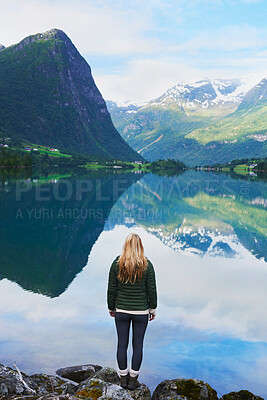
[108,78,266,166]
[0,29,142,161]
[186,77,267,144]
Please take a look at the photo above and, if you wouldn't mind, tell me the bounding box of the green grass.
[83,161,150,171]
[185,102,267,144]
[9,142,72,158]
[28,143,71,157]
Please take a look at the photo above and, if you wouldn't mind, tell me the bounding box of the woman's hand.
[149,313,155,321]
[109,310,115,317]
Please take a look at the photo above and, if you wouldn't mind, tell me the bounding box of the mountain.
[237,77,267,111]
[149,78,250,116]
[186,77,267,147]
[106,100,144,132]
[107,78,266,166]
[0,29,142,161]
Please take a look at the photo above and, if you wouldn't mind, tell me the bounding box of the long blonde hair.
[118,233,148,284]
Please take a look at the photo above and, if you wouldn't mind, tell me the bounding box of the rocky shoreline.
[0,363,263,400]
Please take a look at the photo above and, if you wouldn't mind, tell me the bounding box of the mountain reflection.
[0,170,141,297]
[107,171,267,261]
[0,169,266,298]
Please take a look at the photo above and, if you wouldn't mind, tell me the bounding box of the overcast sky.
[1,0,266,103]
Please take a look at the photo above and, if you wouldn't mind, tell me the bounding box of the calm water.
[0,168,266,398]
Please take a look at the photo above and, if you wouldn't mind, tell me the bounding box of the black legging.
[115,312,149,371]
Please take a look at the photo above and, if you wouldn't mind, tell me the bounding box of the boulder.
[221,390,264,400]
[76,367,151,399]
[90,366,120,385]
[9,396,79,399]
[0,363,29,397]
[75,377,134,399]
[126,382,151,400]
[152,378,218,400]
[28,373,77,395]
[0,364,76,398]
[56,364,102,383]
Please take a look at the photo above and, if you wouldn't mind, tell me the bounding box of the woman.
[107,233,157,390]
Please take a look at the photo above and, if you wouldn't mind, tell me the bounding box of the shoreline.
[0,362,264,400]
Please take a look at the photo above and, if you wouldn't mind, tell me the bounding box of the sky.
[0,0,267,103]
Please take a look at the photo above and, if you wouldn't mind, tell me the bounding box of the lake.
[0,167,266,398]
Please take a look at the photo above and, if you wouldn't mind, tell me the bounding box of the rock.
[0,364,76,398]
[28,373,77,395]
[0,363,32,397]
[90,366,120,385]
[1,364,263,400]
[152,378,218,400]
[9,396,79,399]
[75,377,134,399]
[126,382,151,400]
[56,364,102,383]
[221,390,264,400]
[77,367,151,399]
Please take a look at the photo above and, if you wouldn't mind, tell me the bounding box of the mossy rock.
[221,390,264,400]
[126,382,151,400]
[152,378,218,400]
[8,395,79,399]
[76,378,134,399]
[0,364,32,397]
[28,373,77,395]
[90,367,120,385]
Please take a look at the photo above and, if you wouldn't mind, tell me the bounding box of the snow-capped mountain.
[106,76,266,165]
[107,77,260,116]
[150,78,254,110]
[237,77,267,111]
[106,100,145,130]
[106,100,142,115]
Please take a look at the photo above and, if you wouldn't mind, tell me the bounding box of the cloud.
[95,59,203,103]
[171,25,266,52]
[95,58,266,103]
[0,0,159,55]
[1,0,266,103]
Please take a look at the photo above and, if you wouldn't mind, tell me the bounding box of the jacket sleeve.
[107,258,118,311]
[146,261,157,310]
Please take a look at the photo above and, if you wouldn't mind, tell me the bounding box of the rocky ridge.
[0,363,263,400]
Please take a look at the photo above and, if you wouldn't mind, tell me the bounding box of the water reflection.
[0,169,141,296]
[108,171,267,261]
[0,169,266,398]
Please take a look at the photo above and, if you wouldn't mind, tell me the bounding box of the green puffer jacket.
[107,255,157,311]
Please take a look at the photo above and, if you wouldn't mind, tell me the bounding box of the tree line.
[0,147,33,167]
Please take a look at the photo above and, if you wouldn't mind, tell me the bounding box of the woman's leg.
[115,312,131,372]
[131,314,149,372]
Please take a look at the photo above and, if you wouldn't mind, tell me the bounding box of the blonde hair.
[118,233,148,284]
